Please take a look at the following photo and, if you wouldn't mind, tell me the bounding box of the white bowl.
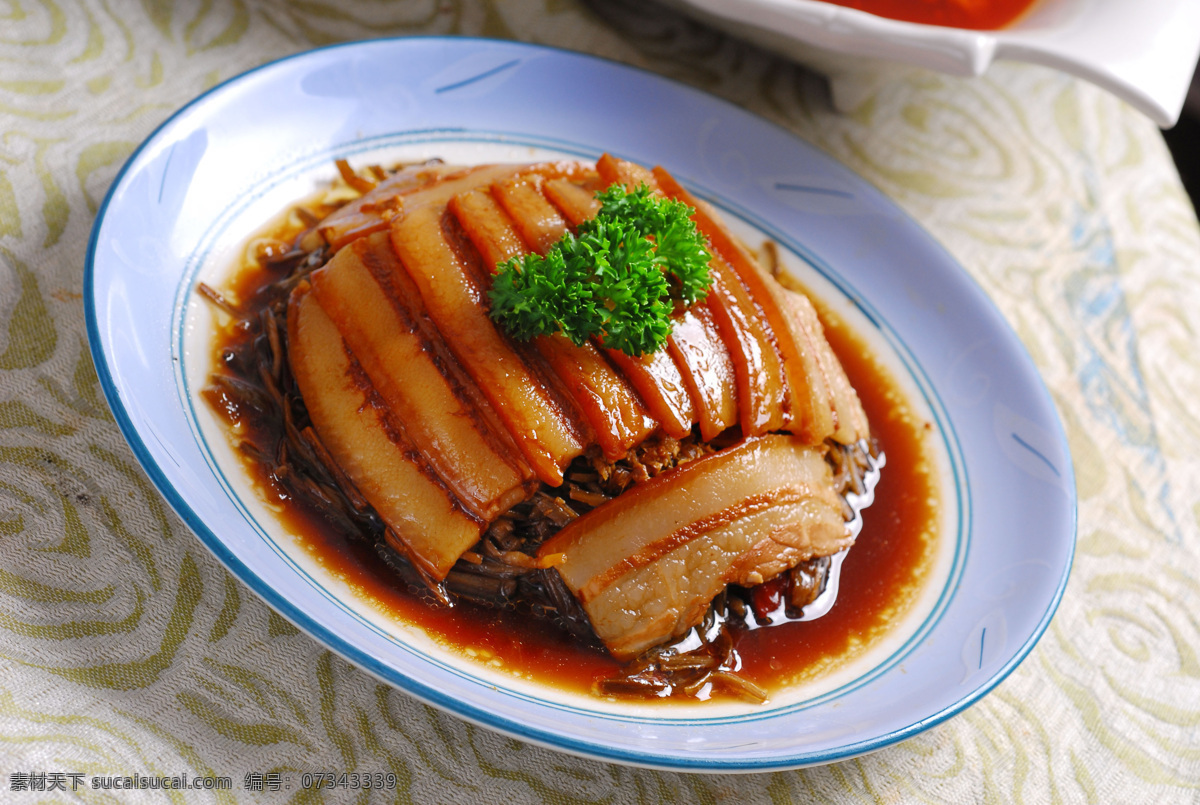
[661,0,1200,127]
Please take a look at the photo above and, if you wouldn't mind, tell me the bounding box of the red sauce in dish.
[828,0,1036,30]
[205,207,940,700]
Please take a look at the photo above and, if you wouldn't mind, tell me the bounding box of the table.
[2,0,1198,800]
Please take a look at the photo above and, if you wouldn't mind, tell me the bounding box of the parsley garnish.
[488,184,712,356]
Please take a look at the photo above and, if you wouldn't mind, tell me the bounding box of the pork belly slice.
[534,334,658,460]
[602,347,696,440]
[703,255,789,436]
[542,175,601,226]
[597,153,658,192]
[390,203,588,486]
[539,435,850,660]
[288,286,483,580]
[783,291,870,445]
[450,183,659,460]
[446,189,525,270]
[654,167,836,444]
[315,163,457,250]
[311,232,536,522]
[491,174,569,255]
[666,303,738,442]
[319,163,536,253]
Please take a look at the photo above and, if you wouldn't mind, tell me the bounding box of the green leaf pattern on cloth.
[1,0,1199,801]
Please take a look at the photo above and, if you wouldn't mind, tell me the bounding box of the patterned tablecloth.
[2,0,1199,801]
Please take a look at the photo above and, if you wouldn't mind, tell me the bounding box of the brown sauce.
[204,200,938,700]
[735,281,937,689]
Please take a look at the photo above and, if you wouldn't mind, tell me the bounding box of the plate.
[84,38,1075,771]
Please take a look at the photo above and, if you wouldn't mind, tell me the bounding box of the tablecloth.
[2,0,1199,801]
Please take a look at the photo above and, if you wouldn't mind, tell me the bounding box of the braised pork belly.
[209,154,880,698]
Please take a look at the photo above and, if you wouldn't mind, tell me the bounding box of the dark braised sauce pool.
[203,206,938,700]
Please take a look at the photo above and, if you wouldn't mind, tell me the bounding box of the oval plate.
[85,38,1075,771]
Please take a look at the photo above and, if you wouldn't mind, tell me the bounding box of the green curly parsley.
[488,184,712,357]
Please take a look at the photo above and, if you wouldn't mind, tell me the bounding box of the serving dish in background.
[84,38,1076,769]
[660,0,1200,127]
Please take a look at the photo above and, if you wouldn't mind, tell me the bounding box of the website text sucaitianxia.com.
[8,771,400,793]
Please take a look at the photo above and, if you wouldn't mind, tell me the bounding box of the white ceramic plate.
[85,38,1075,771]
[661,0,1200,127]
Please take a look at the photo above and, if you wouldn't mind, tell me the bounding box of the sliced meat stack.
[287,155,871,656]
